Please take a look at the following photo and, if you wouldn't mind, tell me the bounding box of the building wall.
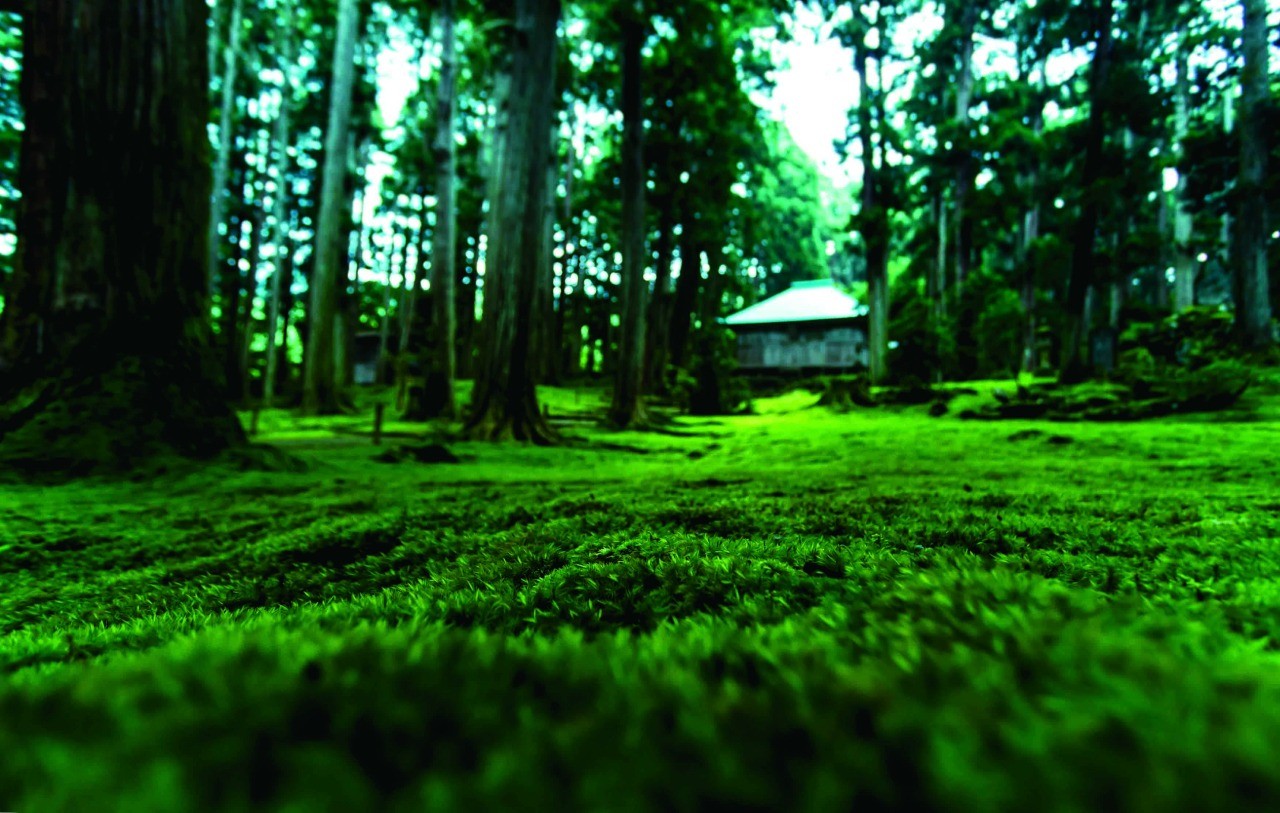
[735,325,868,370]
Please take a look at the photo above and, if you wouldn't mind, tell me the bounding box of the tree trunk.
[264,2,297,408]
[376,233,398,386]
[411,0,460,419]
[0,0,244,475]
[240,184,268,401]
[855,43,889,384]
[539,125,560,384]
[1171,26,1195,312]
[701,244,726,327]
[1019,46,1047,375]
[644,208,676,392]
[1235,0,1272,349]
[398,214,419,356]
[1020,202,1041,374]
[464,0,561,443]
[951,1,977,300]
[933,191,948,322]
[207,0,245,299]
[1060,0,1113,382]
[559,126,579,381]
[302,0,360,414]
[608,16,649,429]
[668,230,703,370]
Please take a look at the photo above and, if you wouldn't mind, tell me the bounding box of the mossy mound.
[960,362,1254,422]
[0,343,245,480]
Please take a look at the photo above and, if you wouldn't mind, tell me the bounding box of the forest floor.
[3,373,1280,811]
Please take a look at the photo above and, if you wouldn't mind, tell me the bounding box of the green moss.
[2,381,1280,810]
[0,350,245,480]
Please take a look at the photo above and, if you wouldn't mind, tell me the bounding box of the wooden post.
[373,403,385,446]
[250,407,261,437]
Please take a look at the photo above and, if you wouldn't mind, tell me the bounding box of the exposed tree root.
[0,337,245,478]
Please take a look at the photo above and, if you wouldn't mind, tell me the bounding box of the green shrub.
[975,288,1027,377]
[888,287,956,384]
[1120,306,1237,368]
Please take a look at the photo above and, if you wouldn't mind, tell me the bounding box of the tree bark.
[644,207,676,392]
[558,125,579,381]
[377,231,399,385]
[302,0,361,414]
[669,229,703,371]
[855,42,889,384]
[1060,0,1113,382]
[240,172,269,401]
[0,0,244,475]
[539,124,559,383]
[951,1,977,301]
[264,2,297,408]
[1017,41,1048,376]
[415,0,460,419]
[1171,24,1195,312]
[464,0,561,443]
[608,16,649,429]
[933,191,948,322]
[1235,0,1272,349]
[207,0,245,300]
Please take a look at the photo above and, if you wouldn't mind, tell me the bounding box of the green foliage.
[888,279,956,384]
[1120,307,1240,368]
[974,287,1027,377]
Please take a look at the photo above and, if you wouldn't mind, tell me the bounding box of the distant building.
[725,279,869,372]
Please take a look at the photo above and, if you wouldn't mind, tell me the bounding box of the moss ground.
[3,375,1280,811]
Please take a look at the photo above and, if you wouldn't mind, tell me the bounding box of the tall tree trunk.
[700,244,726,327]
[951,1,977,300]
[220,171,246,400]
[376,232,399,386]
[1235,0,1272,349]
[412,0,459,419]
[456,223,481,378]
[1060,0,1113,382]
[1018,48,1046,375]
[278,214,300,402]
[669,229,703,371]
[240,183,268,401]
[644,207,676,392]
[302,0,361,414]
[608,16,649,429]
[856,43,889,384]
[264,3,297,408]
[932,191,948,322]
[465,0,561,443]
[398,215,418,356]
[536,124,558,383]
[0,0,244,474]
[396,215,423,410]
[1171,24,1195,312]
[206,0,245,299]
[1220,90,1235,307]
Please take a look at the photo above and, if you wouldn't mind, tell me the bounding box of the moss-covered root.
[0,352,245,480]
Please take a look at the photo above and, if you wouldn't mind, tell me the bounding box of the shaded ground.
[2,375,1280,811]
